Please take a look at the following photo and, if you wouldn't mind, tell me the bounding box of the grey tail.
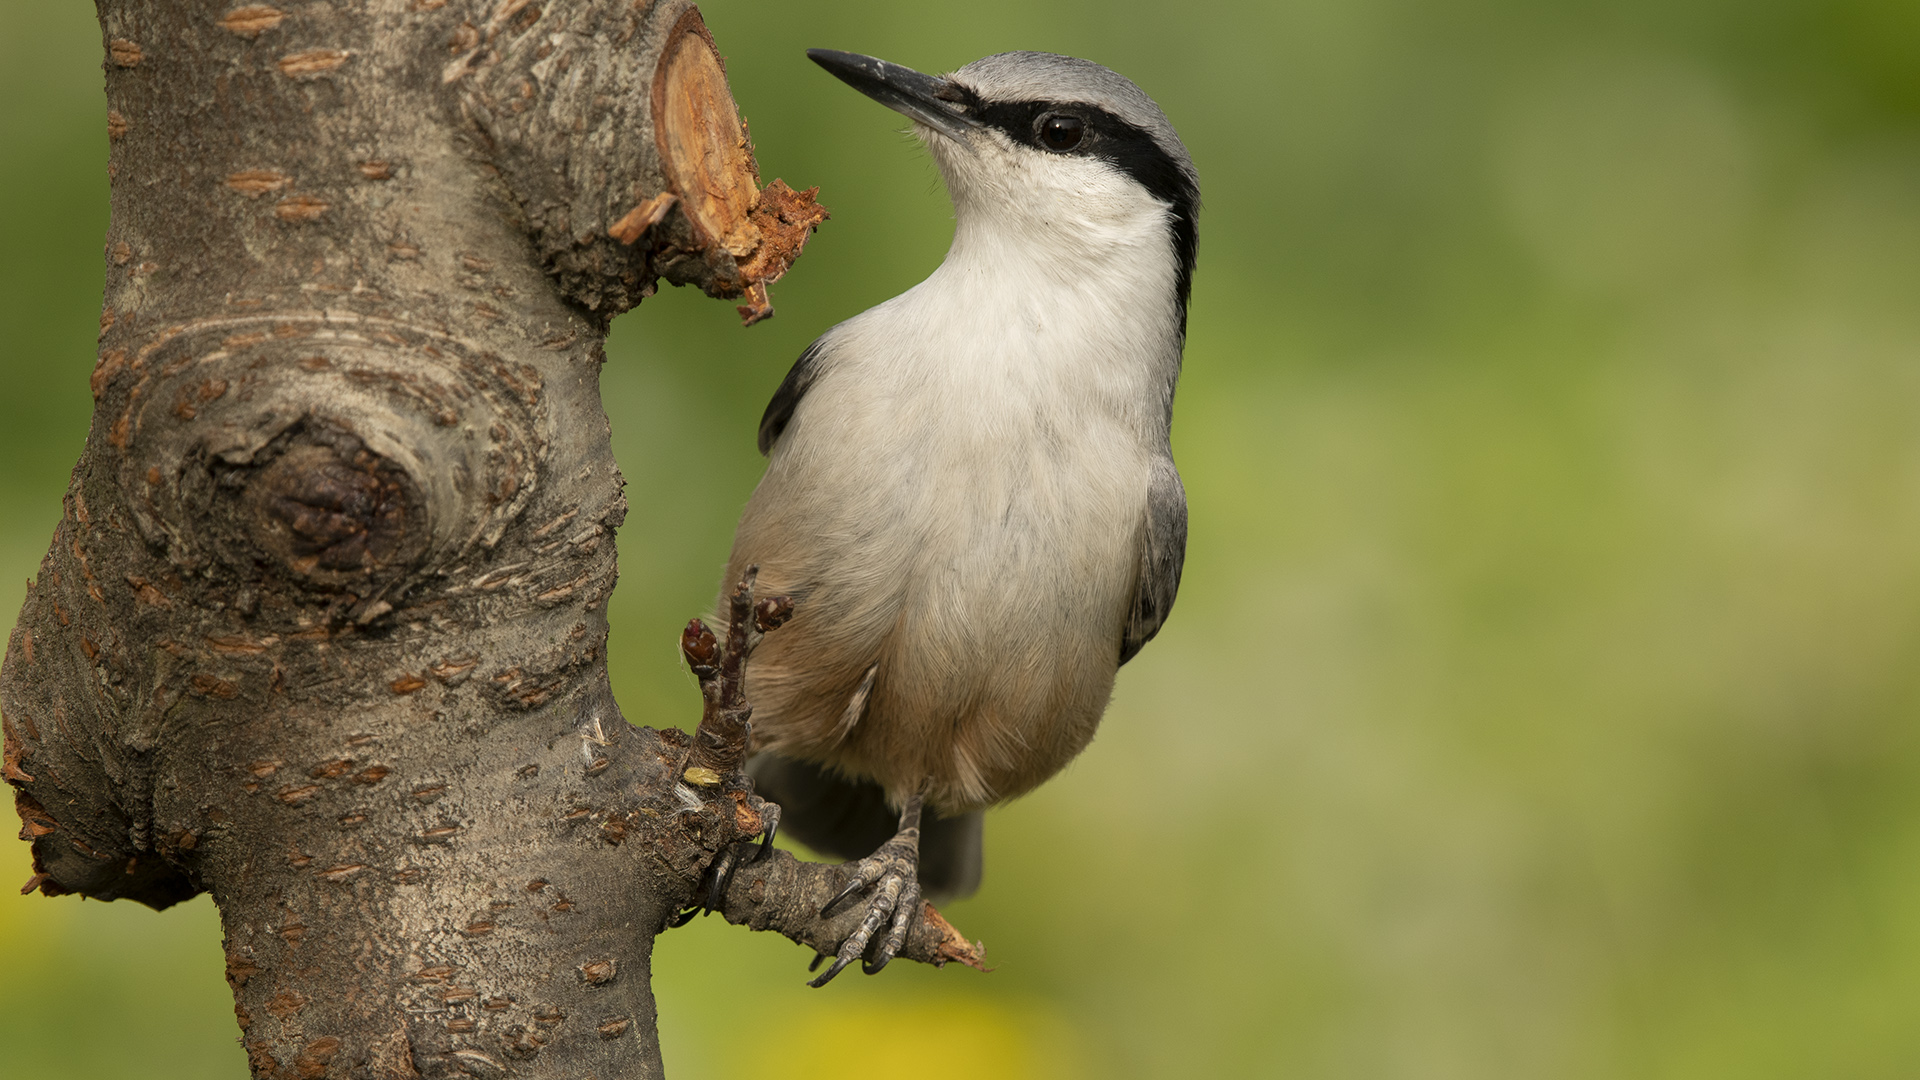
[747,753,983,902]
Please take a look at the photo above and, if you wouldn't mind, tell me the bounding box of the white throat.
[928,127,1186,357]
[851,126,1188,437]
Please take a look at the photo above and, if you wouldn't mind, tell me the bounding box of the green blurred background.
[8,0,1920,1075]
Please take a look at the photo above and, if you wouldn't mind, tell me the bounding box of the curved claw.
[706,845,740,914]
[863,877,921,975]
[808,953,858,988]
[755,803,782,863]
[821,873,870,918]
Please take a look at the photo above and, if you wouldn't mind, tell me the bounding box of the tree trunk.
[2,2,978,1076]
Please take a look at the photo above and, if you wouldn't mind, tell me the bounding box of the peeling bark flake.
[0,724,26,785]
[427,656,475,682]
[207,633,272,654]
[293,1036,341,1078]
[449,1049,502,1077]
[607,192,677,244]
[126,575,170,606]
[191,672,239,698]
[277,49,350,77]
[274,194,330,222]
[227,170,292,197]
[89,349,125,398]
[308,758,354,779]
[219,5,286,36]
[225,954,262,988]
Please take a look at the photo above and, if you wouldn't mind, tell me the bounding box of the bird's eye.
[1039,114,1085,151]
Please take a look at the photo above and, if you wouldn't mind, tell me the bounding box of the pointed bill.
[806,49,979,143]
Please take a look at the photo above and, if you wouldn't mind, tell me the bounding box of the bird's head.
[808,49,1199,324]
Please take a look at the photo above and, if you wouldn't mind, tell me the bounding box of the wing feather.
[1120,456,1187,665]
[757,338,828,455]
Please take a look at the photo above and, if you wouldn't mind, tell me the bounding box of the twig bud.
[681,618,719,678]
[754,596,794,633]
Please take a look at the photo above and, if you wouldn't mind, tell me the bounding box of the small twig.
[714,847,988,973]
[681,566,792,783]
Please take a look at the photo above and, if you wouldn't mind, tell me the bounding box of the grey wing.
[1120,456,1188,666]
[756,338,827,455]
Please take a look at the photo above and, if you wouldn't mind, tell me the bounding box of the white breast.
[772,227,1166,610]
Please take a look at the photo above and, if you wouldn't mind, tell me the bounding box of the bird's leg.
[809,792,924,987]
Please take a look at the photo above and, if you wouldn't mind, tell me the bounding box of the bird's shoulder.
[757,336,834,455]
[756,301,927,455]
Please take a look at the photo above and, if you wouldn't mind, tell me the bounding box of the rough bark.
[2,3,976,1077]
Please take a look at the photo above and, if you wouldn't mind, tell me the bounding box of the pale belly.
[730,408,1147,812]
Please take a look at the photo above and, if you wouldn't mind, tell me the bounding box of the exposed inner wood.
[653,12,761,258]
[647,10,829,323]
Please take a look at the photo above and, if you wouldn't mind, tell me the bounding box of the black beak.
[807,49,979,143]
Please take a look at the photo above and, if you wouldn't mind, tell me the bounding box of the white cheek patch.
[932,131,1165,241]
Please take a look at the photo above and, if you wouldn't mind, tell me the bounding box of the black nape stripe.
[941,86,1200,335]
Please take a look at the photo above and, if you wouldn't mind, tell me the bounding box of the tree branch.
[0,3,956,1078]
[713,849,990,974]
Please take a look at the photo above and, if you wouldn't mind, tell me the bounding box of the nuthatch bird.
[725,49,1198,985]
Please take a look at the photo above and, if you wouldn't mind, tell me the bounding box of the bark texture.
[2,3,973,1078]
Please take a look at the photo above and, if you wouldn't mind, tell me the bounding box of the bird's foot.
[809,800,923,987]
